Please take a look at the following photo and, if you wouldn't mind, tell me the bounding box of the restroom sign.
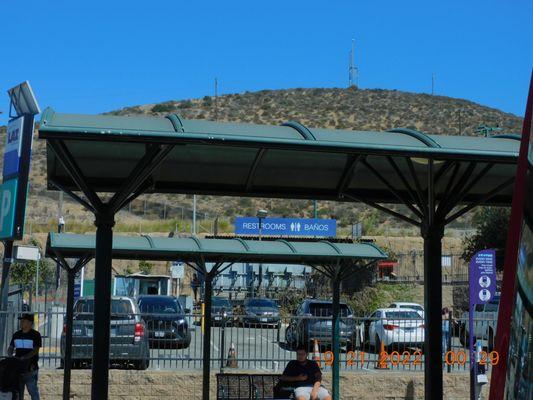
[0,179,19,239]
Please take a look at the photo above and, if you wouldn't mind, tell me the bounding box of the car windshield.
[309,304,351,317]
[400,305,423,311]
[212,298,231,308]
[385,311,421,319]
[247,299,277,308]
[138,297,181,314]
[74,299,133,319]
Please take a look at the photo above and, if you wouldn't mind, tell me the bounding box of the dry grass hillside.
[0,87,523,251]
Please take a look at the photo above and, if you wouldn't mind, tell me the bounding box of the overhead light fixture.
[7,81,40,117]
[410,157,445,165]
[256,209,268,219]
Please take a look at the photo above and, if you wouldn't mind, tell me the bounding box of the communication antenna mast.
[348,39,358,88]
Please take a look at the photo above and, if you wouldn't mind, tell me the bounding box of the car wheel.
[134,359,149,370]
[285,326,296,348]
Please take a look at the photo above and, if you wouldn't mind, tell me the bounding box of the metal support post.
[0,241,14,354]
[331,265,341,400]
[422,224,444,400]
[91,211,115,400]
[202,274,213,400]
[63,268,75,400]
[220,314,226,373]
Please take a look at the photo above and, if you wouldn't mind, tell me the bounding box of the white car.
[388,302,425,318]
[359,308,425,351]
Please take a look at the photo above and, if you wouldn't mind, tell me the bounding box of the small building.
[113,273,171,297]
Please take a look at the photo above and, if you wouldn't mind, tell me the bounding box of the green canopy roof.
[39,108,519,206]
[46,233,387,264]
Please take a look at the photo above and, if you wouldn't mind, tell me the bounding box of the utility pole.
[256,209,268,297]
[214,78,218,121]
[458,108,463,136]
[55,192,64,289]
[192,195,197,235]
[348,39,358,88]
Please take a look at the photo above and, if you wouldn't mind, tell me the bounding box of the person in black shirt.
[7,314,41,400]
[280,344,331,400]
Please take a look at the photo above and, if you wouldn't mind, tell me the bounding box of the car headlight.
[177,318,186,324]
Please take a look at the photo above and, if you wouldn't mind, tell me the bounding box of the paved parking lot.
[38,322,470,373]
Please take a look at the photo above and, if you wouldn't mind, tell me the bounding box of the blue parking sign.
[0,179,18,239]
[3,117,24,179]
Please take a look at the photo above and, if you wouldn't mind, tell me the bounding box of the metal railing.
[0,310,497,374]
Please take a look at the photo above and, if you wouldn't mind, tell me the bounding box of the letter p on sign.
[0,190,11,227]
[0,179,18,240]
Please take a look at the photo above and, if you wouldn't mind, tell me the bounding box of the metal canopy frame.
[38,110,519,400]
[46,233,386,400]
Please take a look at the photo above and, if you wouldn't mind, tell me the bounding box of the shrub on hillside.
[178,100,193,109]
[151,102,175,113]
[202,96,213,107]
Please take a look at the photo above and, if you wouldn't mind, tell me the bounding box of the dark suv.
[137,295,191,349]
[238,298,280,328]
[60,296,150,370]
[285,299,357,350]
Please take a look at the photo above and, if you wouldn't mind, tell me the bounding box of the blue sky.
[1,0,532,126]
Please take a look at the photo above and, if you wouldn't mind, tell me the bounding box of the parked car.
[137,295,191,349]
[212,296,234,326]
[359,308,424,352]
[285,300,357,351]
[459,293,499,350]
[60,296,150,370]
[388,302,425,318]
[238,298,280,327]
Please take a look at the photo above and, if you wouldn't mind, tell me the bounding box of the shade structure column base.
[202,275,213,400]
[91,211,115,400]
[421,223,444,400]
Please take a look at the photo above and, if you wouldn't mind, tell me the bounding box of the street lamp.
[256,209,268,297]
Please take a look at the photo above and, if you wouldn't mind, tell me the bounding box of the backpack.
[0,358,24,399]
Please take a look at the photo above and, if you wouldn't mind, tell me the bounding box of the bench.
[216,373,295,400]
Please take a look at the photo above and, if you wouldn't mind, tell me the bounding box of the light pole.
[256,209,268,297]
[55,215,65,290]
[219,307,228,373]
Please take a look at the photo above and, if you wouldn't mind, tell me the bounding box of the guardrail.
[0,310,497,373]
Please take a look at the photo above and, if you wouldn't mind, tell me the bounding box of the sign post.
[468,249,496,400]
[0,82,39,353]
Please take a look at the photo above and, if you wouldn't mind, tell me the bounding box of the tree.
[138,260,153,275]
[462,207,510,271]
[9,239,53,290]
[10,259,53,290]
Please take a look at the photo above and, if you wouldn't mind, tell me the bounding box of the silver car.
[285,300,357,350]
